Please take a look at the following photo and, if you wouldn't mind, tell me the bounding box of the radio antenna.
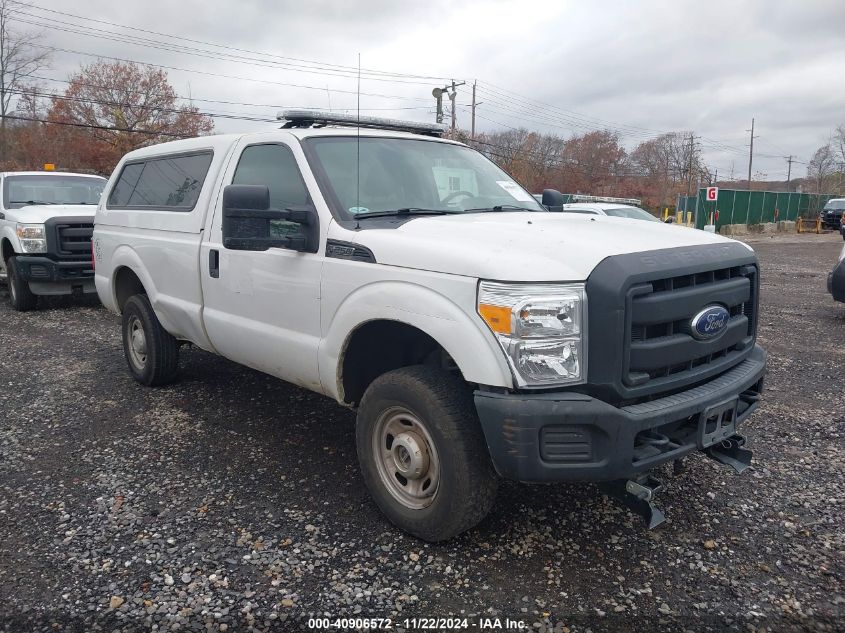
[355,52,361,230]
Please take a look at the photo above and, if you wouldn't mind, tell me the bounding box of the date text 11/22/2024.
[306,617,528,630]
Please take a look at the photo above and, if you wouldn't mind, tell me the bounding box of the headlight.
[478,281,586,387]
[16,223,47,253]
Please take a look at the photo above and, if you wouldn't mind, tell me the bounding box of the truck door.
[200,142,323,392]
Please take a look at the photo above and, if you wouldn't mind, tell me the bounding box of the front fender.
[319,280,513,401]
[0,224,22,259]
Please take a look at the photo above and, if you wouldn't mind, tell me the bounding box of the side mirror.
[541,189,566,209]
[663,216,676,224]
[222,184,318,253]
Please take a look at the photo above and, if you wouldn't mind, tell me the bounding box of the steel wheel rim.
[127,315,147,369]
[372,406,440,510]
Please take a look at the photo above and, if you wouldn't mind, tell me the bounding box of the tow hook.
[705,434,753,474]
[601,474,666,529]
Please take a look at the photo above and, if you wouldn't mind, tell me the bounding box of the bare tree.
[806,144,836,194]
[0,0,50,162]
[834,123,845,169]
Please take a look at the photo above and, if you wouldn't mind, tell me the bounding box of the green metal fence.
[677,189,840,231]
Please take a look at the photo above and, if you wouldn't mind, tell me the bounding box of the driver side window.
[232,144,309,238]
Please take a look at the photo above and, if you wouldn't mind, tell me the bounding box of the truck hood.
[5,204,97,224]
[350,212,745,281]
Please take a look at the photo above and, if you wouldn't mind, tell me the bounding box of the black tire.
[122,294,180,386]
[7,257,37,311]
[356,365,498,541]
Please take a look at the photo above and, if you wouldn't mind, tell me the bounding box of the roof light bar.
[277,109,447,137]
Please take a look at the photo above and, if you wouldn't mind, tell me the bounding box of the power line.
[7,87,276,123]
[9,0,456,83]
[8,11,450,89]
[24,43,436,103]
[475,81,664,138]
[24,74,434,112]
[8,1,755,149]
[475,82,786,159]
[1,113,189,137]
[7,0,807,170]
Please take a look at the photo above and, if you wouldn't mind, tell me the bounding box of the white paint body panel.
[94,128,744,400]
[346,211,735,282]
[198,132,326,391]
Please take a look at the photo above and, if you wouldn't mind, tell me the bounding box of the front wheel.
[7,257,37,311]
[122,294,180,386]
[356,365,498,541]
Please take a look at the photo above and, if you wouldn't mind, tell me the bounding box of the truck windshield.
[603,207,659,221]
[4,174,107,209]
[303,136,545,219]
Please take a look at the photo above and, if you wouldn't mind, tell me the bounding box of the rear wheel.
[122,294,180,386]
[7,257,37,311]
[356,365,498,541]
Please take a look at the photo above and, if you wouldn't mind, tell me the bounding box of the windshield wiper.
[464,204,539,213]
[353,207,460,219]
[10,200,56,205]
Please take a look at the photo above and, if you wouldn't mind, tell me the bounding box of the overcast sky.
[15,0,845,181]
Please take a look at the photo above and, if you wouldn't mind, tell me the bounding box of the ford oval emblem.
[690,305,730,340]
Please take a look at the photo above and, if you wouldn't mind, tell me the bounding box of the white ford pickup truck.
[94,111,766,540]
[0,170,106,310]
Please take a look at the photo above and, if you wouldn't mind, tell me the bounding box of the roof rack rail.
[569,194,642,206]
[277,109,447,137]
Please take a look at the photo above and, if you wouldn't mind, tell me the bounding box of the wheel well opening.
[340,320,461,406]
[114,267,146,312]
[1,238,13,263]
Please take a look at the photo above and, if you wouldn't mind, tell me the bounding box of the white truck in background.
[0,170,106,310]
[93,111,766,541]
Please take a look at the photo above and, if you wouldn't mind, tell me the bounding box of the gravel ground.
[0,233,843,633]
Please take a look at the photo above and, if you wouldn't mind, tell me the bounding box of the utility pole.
[746,117,758,190]
[450,80,457,131]
[785,155,794,191]
[686,133,697,196]
[693,171,702,228]
[712,168,718,186]
[471,80,477,140]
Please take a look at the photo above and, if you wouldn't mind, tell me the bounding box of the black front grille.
[625,264,757,392]
[55,222,93,261]
[584,242,761,406]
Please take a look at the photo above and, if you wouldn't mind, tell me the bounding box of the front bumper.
[829,259,845,303]
[15,255,95,293]
[822,215,842,229]
[475,344,766,482]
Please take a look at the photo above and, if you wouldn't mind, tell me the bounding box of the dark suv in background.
[821,198,845,230]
